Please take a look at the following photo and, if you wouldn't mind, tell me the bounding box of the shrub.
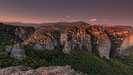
[0,47,132,75]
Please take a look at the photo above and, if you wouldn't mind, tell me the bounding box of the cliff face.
[22,30,61,51]
[63,25,111,59]
[86,26,111,59]
[119,34,133,57]
[0,23,35,43]
[0,23,133,60]
[63,25,133,58]
[105,27,133,57]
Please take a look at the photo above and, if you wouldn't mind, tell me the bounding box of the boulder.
[5,45,13,53]
[10,44,26,60]
[0,66,32,75]
[33,44,44,51]
[37,65,84,75]
[11,70,40,75]
[0,66,84,75]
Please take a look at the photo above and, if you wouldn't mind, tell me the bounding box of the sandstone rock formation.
[63,25,111,59]
[105,27,133,57]
[1,23,133,60]
[63,26,82,53]
[10,44,26,60]
[22,30,61,51]
[5,44,26,60]
[0,66,84,75]
[86,26,111,59]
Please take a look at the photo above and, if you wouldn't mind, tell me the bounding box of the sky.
[0,0,133,25]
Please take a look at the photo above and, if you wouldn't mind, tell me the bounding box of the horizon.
[0,21,133,27]
[0,0,133,25]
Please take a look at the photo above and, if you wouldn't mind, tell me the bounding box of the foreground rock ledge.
[0,66,84,75]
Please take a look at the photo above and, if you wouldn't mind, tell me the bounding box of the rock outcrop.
[63,26,82,53]
[105,27,133,57]
[15,26,35,41]
[1,23,133,59]
[63,25,111,59]
[22,30,61,51]
[5,44,26,60]
[0,23,35,43]
[119,34,133,57]
[86,26,111,59]
[0,66,84,75]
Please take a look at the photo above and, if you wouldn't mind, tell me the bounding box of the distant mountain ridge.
[2,21,133,31]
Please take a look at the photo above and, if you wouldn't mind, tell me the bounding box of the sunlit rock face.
[22,30,61,51]
[105,27,133,57]
[82,25,111,59]
[77,25,92,53]
[63,26,81,53]
[63,25,111,59]
[117,34,133,57]
[61,34,67,45]
[65,26,79,42]
[63,26,90,53]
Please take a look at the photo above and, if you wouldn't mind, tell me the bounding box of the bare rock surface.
[86,25,111,59]
[15,26,35,41]
[0,66,84,75]
[105,27,133,57]
[22,30,61,51]
[63,25,111,59]
[10,44,26,60]
[0,66,32,75]
[5,44,26,60]
[63,26,84,53]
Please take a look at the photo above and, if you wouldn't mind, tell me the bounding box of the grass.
[0,46,132,75]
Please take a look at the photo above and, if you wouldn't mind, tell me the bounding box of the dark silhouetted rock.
[15,26,35,41]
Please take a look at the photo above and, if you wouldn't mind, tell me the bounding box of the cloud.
[65,16,71,18]
[89,19,98,22]
[102,19,108,22]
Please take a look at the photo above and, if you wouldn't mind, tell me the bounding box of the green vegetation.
[0,46,132,75]
[0,31,15,46]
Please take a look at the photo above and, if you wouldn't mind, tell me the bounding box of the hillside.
[0,22,133,75]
